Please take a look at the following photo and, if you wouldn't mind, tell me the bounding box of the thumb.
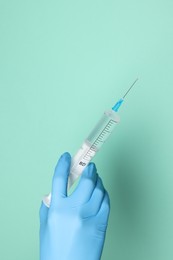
[51,152,71,207]
[39,201,49,225]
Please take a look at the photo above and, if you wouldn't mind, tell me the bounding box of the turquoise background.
[0,0,173,259]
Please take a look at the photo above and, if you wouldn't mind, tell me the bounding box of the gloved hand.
[40,152,110,260]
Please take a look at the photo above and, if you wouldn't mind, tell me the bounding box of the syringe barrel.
[87,109,120,146]
[70,110,120,176]
[43,109,120,208]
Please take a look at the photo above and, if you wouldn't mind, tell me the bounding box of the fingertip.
[54,152,71,174]
[60,152,71,162]
[89,162,96,169]
[82,162,97,179]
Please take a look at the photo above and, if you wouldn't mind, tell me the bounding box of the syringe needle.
[123,78,139,99]
[112,78,139,112]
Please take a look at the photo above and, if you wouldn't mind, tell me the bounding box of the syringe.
[43,78,138,207]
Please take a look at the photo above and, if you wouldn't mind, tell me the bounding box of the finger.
[88,176,105,215]
[97,190,110,226]
[51,152,71,207]
[39,201,49,225]
[69,163,98,204]
[81,176,105,218]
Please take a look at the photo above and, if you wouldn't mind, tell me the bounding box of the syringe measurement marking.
[83,120,116,160]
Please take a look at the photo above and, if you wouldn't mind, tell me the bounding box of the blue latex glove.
[40,152,110,260]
